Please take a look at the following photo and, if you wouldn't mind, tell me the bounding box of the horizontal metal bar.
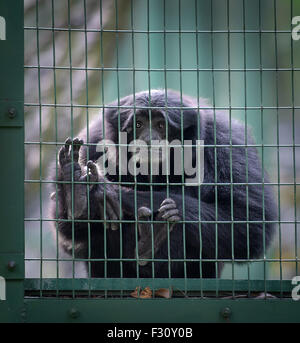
[22,178,298,187]
[24,65,300,72]
[23,141,300,148]
[23,179,300,186]
[24,103,300,110]
[24,278,294,292]
[23,298,300,323]
[24,257,298,263]
[24,26,294,34]
[24,217,293,224]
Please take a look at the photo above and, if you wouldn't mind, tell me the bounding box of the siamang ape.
[50,89,276,278]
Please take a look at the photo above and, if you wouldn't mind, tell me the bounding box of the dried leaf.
[155,288,173,299]
[131,286,152,299]
[130,287,141,298]
[140,286,152,298]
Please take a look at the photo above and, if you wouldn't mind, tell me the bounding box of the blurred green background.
[24,0,300,281]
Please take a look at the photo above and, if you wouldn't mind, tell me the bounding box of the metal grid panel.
[23,0,300,301]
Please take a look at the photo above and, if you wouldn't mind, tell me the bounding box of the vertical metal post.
[0,0,24,322]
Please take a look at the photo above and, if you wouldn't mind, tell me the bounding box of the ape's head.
[104,90,205,165]
[80,89,207,183]
[105,89,201,141]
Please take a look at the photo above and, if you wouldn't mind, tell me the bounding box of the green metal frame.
[0,0,25,323]
[22,298,300,323]
[0,0,300,323]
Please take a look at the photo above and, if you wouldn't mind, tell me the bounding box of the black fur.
[50,89,276,278]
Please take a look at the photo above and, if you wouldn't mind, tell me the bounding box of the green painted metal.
[0,102,23,127]
[24,278,294,294]
[23,298,300,323]
[20,0,300,322]
[0,0,24,323]
[0,0,299,323]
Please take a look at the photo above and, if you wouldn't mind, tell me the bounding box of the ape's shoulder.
[203,109,254,146]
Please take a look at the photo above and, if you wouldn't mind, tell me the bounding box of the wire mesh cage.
[23,0,300,303]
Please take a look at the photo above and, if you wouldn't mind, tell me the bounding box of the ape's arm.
[116,179,274,261]
[134,199,180,266]
[50,138,121,253]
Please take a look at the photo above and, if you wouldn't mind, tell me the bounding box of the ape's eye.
[136,121,142,129]
[158,121,165,129]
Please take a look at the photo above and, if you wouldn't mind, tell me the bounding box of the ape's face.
[132,111,166,143]
[123,111,171,166]
[103,90,198,174]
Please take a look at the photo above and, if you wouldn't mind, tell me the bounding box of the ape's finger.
[58,146,67,166]
[153,227,169,255]
[79,172,96,184]
[158,202,176,213]
[161,209,179,220]
[104,201,119,231]
[98,204,110,230]
[160,198,176,207]
[71,138,83,162]
[110,222,119,231]
[138,206,152,219]
[87,161,99,181]
[106,203,119,231]
[136,242,152,266]
[105,190,121,219]
[64,137,72,152]
[168,215,180,223]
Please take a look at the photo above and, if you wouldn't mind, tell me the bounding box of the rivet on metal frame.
[7,260,16,271]
[8,107,16,119]
[69,308,80,319]
[220,307,232,319]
